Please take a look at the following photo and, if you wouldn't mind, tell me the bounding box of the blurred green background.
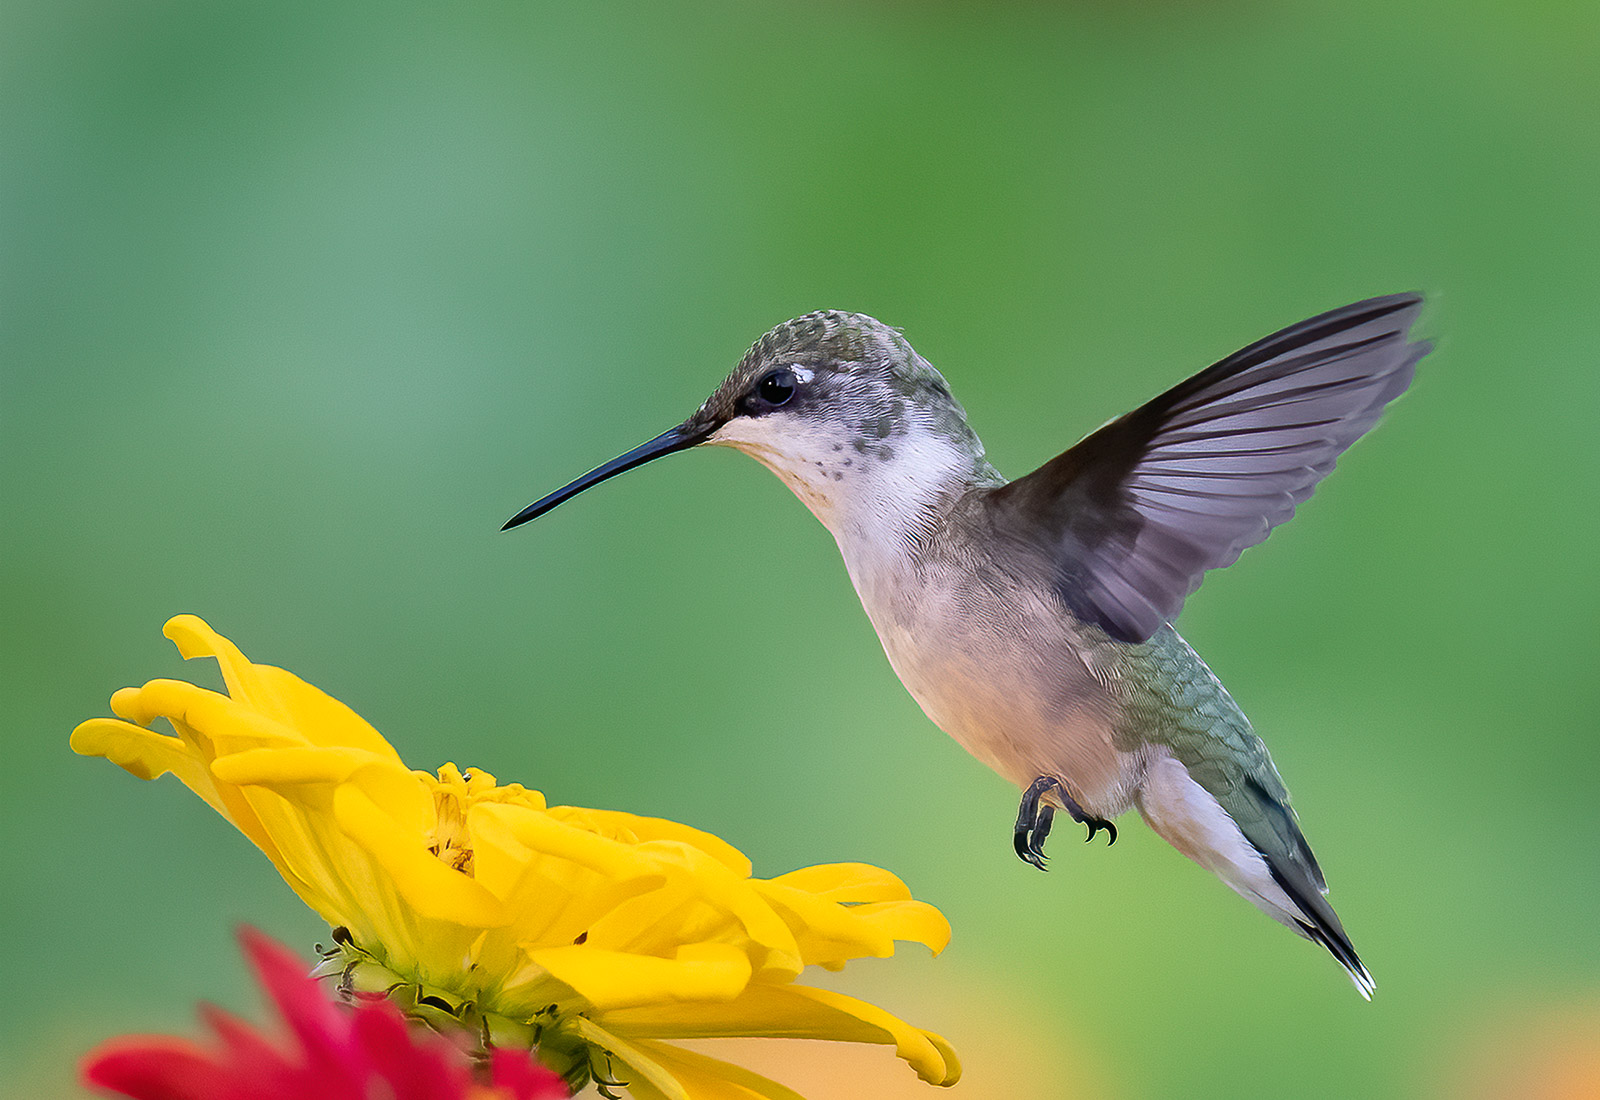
[4,1,1598,1097]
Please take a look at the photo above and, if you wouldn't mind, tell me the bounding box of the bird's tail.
[1228,768,1375,1000]
[1262,853,1375,1000]
[1137,753,1375,999]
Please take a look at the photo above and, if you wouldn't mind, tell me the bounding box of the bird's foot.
[1013,776,1116,871]
[1013,777,1056,870]
[1082,815,1117,846]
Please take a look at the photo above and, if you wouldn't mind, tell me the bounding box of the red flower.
[83,929,567,1100]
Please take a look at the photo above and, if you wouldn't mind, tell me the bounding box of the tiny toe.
[1013,829,1031,862]
[1083,818,1118,845]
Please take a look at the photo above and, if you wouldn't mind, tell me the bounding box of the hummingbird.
[504,294,1429,998]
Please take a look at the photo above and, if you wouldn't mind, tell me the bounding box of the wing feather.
[983,294,1431,643]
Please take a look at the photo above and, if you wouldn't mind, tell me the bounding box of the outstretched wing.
[984,294,1431,644]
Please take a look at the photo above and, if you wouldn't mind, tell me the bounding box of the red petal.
[82,1038,236,1100]
[237,927,354,1069]
[350,1001,471,1100]
[487,1047,571,1099]
[197,1004,289,1081]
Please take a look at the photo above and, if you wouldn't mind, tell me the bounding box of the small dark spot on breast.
[853,438,870,454]
[832,443,842,452]
[832,471,843,481]
[876,444,895,462]
[843,458,852,467]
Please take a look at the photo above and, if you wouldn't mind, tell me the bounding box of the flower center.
[429,785,474,875]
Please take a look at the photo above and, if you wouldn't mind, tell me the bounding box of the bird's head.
[504,311,990,535]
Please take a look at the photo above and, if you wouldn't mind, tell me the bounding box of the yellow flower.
[72,616,959,1098]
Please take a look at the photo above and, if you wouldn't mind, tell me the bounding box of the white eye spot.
[790,365,815,384]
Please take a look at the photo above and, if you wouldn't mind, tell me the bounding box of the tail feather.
[1229,768,1374,998]
[1264,855,1375,1000]
[1136,751,1374,998]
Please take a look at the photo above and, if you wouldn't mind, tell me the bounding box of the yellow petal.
[470,802,660,885]
[70,715,375,930]
[551,806,752,877]
[110,679,305,750]
[163,615,401,760]
[71,715,281,857]
[765,862,913,904]
[754,882,895,967]
[782,986,958,1086]
[599,983,960,1086]
[332,783,507,927]
[824,900,951,960]
[71,718,207,786]
[923,1031,962,1086]
[163,615,271,708]
[589,842,802,981]
[526,943,752,1013]
[752,886,948,971]
[212,751,436,852]
[71,715,288,869]
[611,1038,809,1100]
[466,802,665,946]
[248,664,402,757]
[209,746,390,787]
[572,1018,691,1100]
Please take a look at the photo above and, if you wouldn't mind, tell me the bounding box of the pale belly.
[862,583,1149,819]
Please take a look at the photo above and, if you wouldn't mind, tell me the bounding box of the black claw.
[1012,824,1034,864]
[1013,776,1060,871]
[1014,775,1117,866]
[1083,818,1117,845]
[1026,804,1054,869]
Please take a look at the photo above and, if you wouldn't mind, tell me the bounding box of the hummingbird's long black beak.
[501,420,714,531]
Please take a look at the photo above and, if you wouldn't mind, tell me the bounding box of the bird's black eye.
[756,368,797,407]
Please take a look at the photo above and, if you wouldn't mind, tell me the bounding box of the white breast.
[840,533,1143,817]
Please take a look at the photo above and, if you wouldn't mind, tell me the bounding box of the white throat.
[708,414,988,599]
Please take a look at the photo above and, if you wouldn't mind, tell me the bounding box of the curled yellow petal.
[109,678,302,750]
[551,805,753,878]
[466,801,666,945]
[782,986,957,1087]
[164,614,400,760]
[71,718,206,786]
[839,900,951,957]
[71,714,289,869]
[209,746,389,787]
[755,882,894,967]
[611,1037,810,1100]
[600,983,960,1087]
[766,863,913,904]
[332,783,507,928]
[573,1018,692,1100]
[163,614,268,705]
[528,943,753,1013]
